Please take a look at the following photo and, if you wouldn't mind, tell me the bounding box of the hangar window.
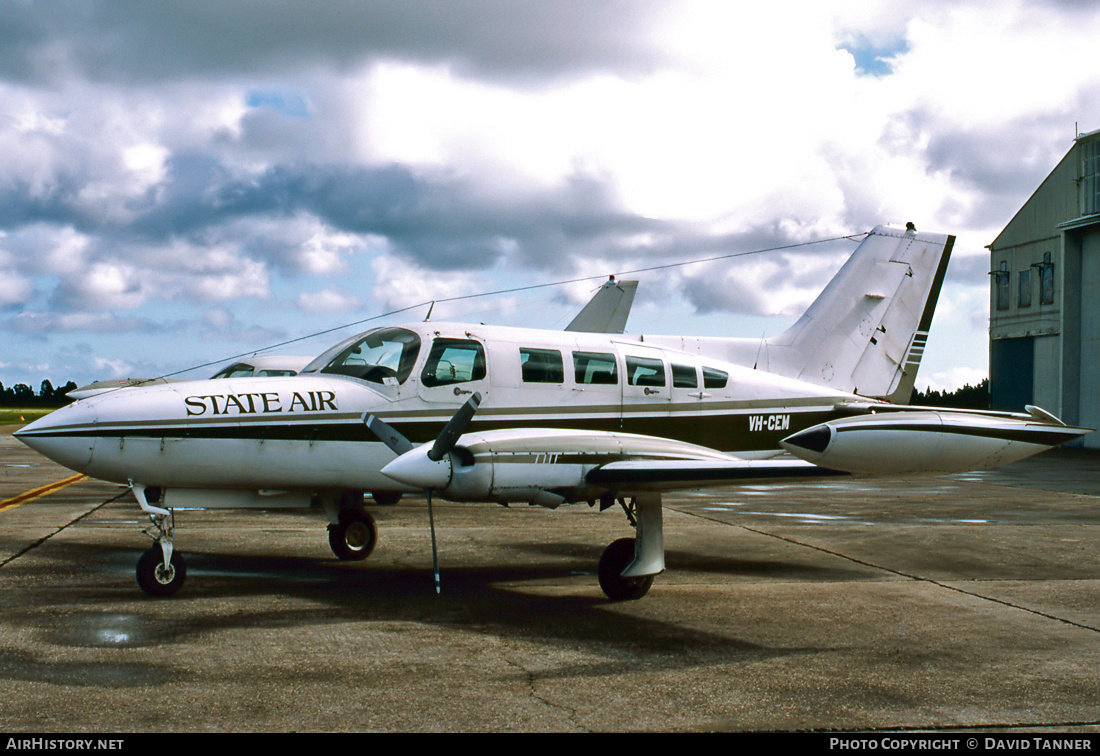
[995,261,1010,311]
[626,356,665,387]
[1018,269,1031,308]
[573,351,618,385]
[1082,140,1100,216]
[1037,252,1055,305]
[520,348,564,383]
[672,363,698,389]
[702,367,729,389]
[421,338,487,387]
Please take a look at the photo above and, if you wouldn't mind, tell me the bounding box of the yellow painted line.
[0,474,89,513]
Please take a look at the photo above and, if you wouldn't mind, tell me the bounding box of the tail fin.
[756,224,953,403]
[565,277,639,334]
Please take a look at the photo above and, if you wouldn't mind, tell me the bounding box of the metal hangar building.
[987,127,1100,448]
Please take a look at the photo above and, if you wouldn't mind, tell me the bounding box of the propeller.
[364,392,483,594]
[429,392,481,461]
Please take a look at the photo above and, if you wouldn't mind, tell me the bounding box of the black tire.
[136,547,186,597]
[597,537,654,601]
[328,510,377,561]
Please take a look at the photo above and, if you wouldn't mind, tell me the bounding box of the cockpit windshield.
[302,327,422,385]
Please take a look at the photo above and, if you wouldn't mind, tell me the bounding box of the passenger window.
[703,367,728,389]
[573,351,618,385]
[672,363,698,389]
[421,338,486,387]
[626,356,665,387]
[520,348,564,383]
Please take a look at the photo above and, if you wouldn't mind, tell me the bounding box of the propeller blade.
[363,412,414,456]
[426,488,441,595]
[428,392,482,462]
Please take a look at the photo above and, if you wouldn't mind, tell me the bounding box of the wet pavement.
[2,425,1099,733]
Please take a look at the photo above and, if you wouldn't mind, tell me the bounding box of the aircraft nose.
[14,400,98,473]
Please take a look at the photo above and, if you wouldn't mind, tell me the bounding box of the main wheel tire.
[328,510,377,561]
[136,547,186,597]
[597,537,654,601]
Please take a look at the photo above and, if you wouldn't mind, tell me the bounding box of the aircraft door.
[416,336,490,406]
[620,350,672,435]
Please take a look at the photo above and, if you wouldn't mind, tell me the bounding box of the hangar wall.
[989,128,1100,448]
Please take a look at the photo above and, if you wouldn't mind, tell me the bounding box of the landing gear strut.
[597,493,664,601]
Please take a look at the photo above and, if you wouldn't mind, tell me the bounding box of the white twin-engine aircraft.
[16,224,1092,600]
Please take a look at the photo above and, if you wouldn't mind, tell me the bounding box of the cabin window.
[1018,269,1031,308]
[310,327,422,384]
[671,363,698,389]
[421,338,487,387]
[520,348,564,383]
[573,351,618,385]
[626,356,665,387]
[702,367,728,389]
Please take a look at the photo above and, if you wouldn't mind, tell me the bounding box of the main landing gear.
[328,508,378,561]
[596,493,665,601]
[323,490,379,561]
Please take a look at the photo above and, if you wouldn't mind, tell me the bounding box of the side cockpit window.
[310,327,422,385]
[421,338,487,387]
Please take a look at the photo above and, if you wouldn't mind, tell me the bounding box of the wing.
[371,405,1091,506]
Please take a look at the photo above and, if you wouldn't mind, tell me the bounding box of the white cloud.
[297,287,363,314]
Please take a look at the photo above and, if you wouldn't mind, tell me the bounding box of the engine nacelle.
[379,428,734,506]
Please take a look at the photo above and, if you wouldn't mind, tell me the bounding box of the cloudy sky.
[2,0,1099,393]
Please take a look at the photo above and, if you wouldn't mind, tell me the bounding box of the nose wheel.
[136,546,187,597]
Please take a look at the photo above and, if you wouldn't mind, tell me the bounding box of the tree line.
[910,378,990,410]
[0,380,79,407]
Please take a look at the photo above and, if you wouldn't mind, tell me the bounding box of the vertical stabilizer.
[565,277,639,334]
[760,224,954,403]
